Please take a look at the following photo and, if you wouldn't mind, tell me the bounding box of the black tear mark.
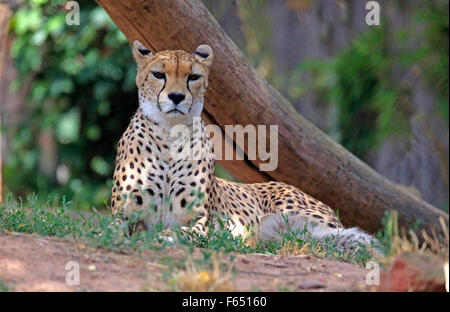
[194,51,209,58]
[156,77,167,111]
[186,63,194,96]
[138,47,151,56]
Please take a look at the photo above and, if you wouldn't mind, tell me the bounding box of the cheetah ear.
[132,40,152,68]
[193,44,213,67]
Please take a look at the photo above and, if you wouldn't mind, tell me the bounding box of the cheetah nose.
[168,93,185,105]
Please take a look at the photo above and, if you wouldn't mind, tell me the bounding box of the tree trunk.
[95,0,448,237]
[0,4,12,204]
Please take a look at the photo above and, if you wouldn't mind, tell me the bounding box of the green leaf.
[56,108,80,144]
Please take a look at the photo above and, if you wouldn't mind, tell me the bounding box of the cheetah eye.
[152,72,166,80]
[188,74,201,81]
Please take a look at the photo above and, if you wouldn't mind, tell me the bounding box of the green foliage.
[0,193,84,237]
[235,0,275,80]
[415,1,449,124]
[290,27,407,158]
[5,0,136,209]
[333,28,405,157]
[0,280,10,292]
[289,4,449,159]
[376,210,398,255]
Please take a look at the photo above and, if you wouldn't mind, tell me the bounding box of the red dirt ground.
[0,233,373,292]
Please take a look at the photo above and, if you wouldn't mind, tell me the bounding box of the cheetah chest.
[113,112,215,227]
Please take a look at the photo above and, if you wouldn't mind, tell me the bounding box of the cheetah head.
[132,40,213,129]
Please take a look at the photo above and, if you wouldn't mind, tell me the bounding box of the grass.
[376,210,449,265]
[0,279,11,292]
[0,194,382,291]
[3,194,449,291]
[0,194,83,237]
[0,193,379,266]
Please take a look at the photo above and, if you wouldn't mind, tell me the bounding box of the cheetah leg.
[108,212,151,243]
[258,213,309,242]
[183,207,210,238]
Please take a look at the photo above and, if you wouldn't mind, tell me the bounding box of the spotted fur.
[111,41,379,253]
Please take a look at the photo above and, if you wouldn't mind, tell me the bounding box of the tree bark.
[0,4,12,204]
[95,0,448,237]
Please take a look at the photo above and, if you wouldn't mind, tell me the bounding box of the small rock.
[298,280,327,289]
[310,265,319,272]
[75,243,87,250]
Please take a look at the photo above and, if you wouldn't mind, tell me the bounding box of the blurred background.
[0,0,448,212]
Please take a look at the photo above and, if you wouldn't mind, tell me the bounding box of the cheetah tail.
[258,213,383,257]
[312,226,383,256]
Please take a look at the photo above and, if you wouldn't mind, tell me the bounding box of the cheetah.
[111,40,380,253]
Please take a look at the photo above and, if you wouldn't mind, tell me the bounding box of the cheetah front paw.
[158,235,175,244]
[157,228,176,245]
[179,225,207,242]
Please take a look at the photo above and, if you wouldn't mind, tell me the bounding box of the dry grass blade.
[383,212,449,265]
[174,252,235,292]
